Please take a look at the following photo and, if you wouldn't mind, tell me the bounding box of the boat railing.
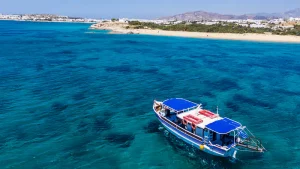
[160,115,231,153]
[207,141,231,151]
[235,127,266,152]
[162,105,199,115]
[154,105,232,153]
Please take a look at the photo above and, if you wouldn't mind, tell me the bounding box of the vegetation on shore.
[128,21,300,36]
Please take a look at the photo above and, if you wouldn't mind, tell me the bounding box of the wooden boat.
[153,98,266,160]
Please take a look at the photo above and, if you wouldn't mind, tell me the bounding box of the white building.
[269,18,284,24]
[0,14,21,20]
[250,24,268,28]
[289,17,300,22]
[280,25,294,29]
[238,23,249,27]
[202,21,218,25]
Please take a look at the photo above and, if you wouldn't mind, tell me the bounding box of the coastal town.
[1,13,299,31]
[0,14,101,23]
[89,17,300,43]
[95,17,300,31]
[1,13,300,42]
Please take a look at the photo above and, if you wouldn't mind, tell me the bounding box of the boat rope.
[234,147,264,153]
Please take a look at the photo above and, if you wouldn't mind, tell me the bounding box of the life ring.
[183,119,187,125]
[191,123,196,130]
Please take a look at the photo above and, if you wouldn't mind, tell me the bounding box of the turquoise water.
[0,20,300,169]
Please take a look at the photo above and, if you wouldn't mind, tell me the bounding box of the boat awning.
[205,117,242,134]
[163,98,198,112]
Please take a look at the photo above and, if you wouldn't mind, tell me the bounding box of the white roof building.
[250,24,268,28]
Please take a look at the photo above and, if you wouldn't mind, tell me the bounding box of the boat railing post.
[234,130,235,145]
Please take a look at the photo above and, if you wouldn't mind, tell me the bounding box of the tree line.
[128,21,300,36]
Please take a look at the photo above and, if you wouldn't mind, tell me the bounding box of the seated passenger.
[165,108,170,117]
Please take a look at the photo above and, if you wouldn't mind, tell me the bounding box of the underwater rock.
[104,133,135,148]
[211,78,240,91]
[143,120,160,133]
[93,116,111,132]
[72,92,86,101]
[226,101,240,112]
[51,102,68,112]
[105,65,133,73]
[233,94,274,108]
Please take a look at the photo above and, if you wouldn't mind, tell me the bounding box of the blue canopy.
[163,98,198,112]
[205,118,242,134]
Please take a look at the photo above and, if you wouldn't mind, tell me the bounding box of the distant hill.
[159,8,300,21]
[284,8,300,17]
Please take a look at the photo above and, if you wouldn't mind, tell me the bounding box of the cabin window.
[196,127,203,137]
[212,132,217,141]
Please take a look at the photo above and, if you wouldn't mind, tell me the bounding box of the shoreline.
[0,19,95,24]
[90,23,300,43]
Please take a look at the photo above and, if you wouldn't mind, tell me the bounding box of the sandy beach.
[90,22,300,43]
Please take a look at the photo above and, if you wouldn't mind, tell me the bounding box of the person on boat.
[165,108,170,117]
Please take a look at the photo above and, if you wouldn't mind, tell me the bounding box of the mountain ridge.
[159,8,300,21]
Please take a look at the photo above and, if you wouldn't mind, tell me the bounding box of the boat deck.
[177,108,222,129]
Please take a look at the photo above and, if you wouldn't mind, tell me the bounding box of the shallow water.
[0,20,300,169]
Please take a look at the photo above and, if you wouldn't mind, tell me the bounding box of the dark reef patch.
[203,59,220,64]
[274,88,300,97]
[64,136,94,158]
[77,120,89,134]
[140,67,159,74]
[206,78,240,91]
[0,98,10,112]
[82,57,99,62]
[202,91,215,98]
[72,92,86,101]
[93,116,112,132]
[171,58,195,65]
[105,65,133,73]
[188,55,202,59]
[233,94,274,109]
[80,65,96,70]
[177,46,189,51]
[35,63,44,71]
[226,101,240,112]
[143,120,161,134]
[103,133,135,148]
[51,102,68,112]
[46,58,73,66]
[105,65,160,75]
[251,82,265,94]
[61,50,74,55]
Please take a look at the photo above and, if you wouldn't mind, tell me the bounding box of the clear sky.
[1,0,300,19]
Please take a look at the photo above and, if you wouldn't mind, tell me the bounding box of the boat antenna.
[216,106,219,115]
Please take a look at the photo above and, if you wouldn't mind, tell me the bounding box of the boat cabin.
[158,98,242,148]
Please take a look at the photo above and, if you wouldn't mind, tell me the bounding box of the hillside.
[160,8,300,21]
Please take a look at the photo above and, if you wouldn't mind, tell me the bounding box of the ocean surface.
[0,20,300,169]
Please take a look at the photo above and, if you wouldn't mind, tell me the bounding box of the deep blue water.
[0,20,300,169]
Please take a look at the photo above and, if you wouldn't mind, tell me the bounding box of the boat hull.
[154,112,232,158]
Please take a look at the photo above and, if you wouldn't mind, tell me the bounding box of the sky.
[1,0,300,19]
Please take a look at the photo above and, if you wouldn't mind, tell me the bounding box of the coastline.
[90,23,300,43]
[0,19,95,24]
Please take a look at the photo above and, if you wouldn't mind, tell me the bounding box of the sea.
[0,20,300,169]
